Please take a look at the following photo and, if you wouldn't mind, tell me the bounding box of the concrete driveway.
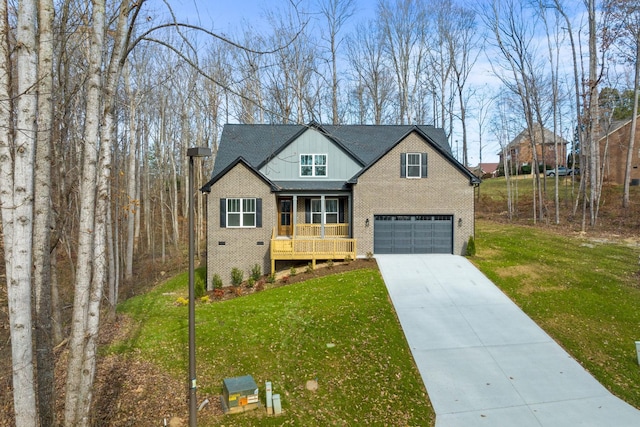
[376,254,640,427]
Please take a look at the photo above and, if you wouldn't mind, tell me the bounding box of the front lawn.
[113,268,434,426]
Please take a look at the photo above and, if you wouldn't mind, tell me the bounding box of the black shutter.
[400,153,406,178]
[256,198,262,227]
[305,199,311,223]
[220,198,226,227]
[421,153,428,178]
[339,198,345,223]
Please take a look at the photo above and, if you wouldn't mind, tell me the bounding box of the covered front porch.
[270,193,357,272]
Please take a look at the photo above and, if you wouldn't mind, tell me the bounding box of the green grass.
[115,268,433,426]
[472,219,640,408]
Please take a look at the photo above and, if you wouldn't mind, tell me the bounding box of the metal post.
[187,147,211,427]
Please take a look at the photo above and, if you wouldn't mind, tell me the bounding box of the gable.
[259,127,362,181]
[351,129,478,185]
[358,132,474,185]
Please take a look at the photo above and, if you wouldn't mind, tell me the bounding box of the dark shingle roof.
[203,123,476,192]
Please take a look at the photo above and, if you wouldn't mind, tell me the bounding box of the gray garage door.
[374,215,453,254]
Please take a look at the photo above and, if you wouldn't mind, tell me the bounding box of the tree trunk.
[64,0,105,424]
[622,35,640,208]
[587,0,600,227]
[33,0,56,424]
[1,0,38,424]
[124,64,137,279]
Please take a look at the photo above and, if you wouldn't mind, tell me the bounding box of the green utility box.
[221,375,260,414]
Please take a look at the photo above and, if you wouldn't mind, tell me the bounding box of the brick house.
[499,124,569,173]
[201,122,480,287]
[599,116,640,185]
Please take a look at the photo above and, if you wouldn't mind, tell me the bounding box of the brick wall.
[206,163,275,288]
[352,132,475,256]
[600,121,640,185]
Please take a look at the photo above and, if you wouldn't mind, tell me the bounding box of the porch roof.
[272,180,350,192]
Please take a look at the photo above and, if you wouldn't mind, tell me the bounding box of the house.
[499,124,569,173]
[471,163,499,178]
[599,116,640,185]
[201,122,480,287]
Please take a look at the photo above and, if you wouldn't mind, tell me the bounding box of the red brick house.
[499,124,569,173]
[600,116,640,185]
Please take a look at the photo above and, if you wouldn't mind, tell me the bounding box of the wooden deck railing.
[295,223,349,237]
[270,227,356,272]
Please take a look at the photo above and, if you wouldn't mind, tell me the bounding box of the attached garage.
[373,215,453,254]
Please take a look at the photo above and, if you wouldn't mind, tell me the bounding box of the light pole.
[187,147,211,427]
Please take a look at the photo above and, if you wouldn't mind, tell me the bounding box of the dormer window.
[300,154,327,177]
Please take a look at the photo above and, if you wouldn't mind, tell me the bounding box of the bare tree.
[586,0,601,227]
[442,0,479,166]
[346,21,394,124]
[33,0,56,423]
[484,0,546,223]
[0,0,38,424]
[378,0,428,125]
[318,0,355,124]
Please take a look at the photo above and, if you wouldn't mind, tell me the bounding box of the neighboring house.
[599,116,640,185]
[201,122,480,287]
[499,124,569,172]
[471,163,499,178]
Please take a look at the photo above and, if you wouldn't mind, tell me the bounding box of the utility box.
[221,375,260,414]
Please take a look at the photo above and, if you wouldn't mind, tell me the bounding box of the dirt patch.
[494,264,567,296]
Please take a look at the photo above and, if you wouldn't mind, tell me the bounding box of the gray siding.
[259,128,361,181]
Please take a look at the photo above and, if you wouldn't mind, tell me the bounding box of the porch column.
[320,195,325,238]
[292,195,297,238]
[348,194,352,237]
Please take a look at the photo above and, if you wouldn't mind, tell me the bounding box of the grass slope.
[472,219,640,408]
[115,268,433,426]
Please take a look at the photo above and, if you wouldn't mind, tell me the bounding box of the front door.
[278,198,292,236]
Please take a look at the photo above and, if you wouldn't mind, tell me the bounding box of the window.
[325,199,338,223]
[300,154,327,177]
[310,199,338,224]
[227,198,256,227]
[406,153,421,178]
[401,152,427,178]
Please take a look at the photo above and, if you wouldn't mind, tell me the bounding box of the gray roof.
[203,122,477,192]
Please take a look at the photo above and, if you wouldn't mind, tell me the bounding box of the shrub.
[175,296,188,306]
[211,274,223,290]
[306,263,314,274]
[250,264,262,281]
[345,254,353,263]
[195,277,206,299]
[327,259,334,269]
[247,277,255,288]
[231,267,244,286]
[466,235,476,257]
[290,266,297,277]
[366,251,374,261]
[266,273,276,284]
[213,288,225,299]
[281,275,290,284]
[200,295,210,303]
[255,279,265,292]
